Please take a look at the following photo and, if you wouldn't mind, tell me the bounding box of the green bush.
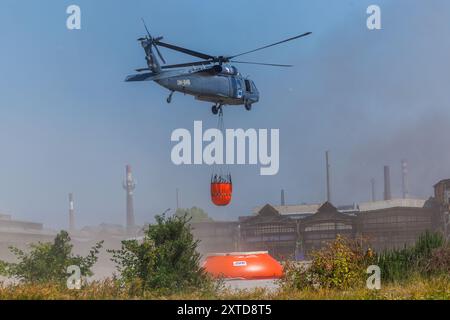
[109,213,214,294]
[281,232,448,290]
[376,231,445,282]
[0,231,103,284]
[281,236,373,290]
[415,231,444,258]
[425,245,450,275]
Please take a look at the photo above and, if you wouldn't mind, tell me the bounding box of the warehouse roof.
[358,198,426,212]
[253,204,321,216]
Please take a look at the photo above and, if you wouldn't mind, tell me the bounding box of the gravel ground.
[224,279,279,291]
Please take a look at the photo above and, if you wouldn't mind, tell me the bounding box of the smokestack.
[281,189,285,206]
[176,188,180,210]
[68,193,75,232]
[401,160,409,199]
[326,151,331,202]
[371,178,376,202]
[384,166,392,201]
[123,165,136,234]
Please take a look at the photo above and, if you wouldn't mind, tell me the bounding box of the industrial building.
[0,213,55,244]
[0,212,56,264]
[191,179,450,260]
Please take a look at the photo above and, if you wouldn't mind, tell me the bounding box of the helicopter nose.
[253,90,260,102]
[249,95,259,104]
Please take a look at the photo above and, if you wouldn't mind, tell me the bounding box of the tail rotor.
[140,19,167,65]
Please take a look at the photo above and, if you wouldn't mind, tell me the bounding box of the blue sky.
[0,0,450,229]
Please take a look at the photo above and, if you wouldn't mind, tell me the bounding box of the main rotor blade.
[141,18,152,38]
[135,67,151,72]
[137,60,212,71]
[231,61,293,67]
[154,40,215,60]
[161,61,213,69]
[154,44,167,64]
[228,32,312,59]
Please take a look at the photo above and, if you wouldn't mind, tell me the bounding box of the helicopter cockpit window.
[245,79,252,93]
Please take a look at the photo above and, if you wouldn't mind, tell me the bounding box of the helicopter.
[125,21,312,115]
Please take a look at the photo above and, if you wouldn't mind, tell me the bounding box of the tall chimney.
[401,160,409,199]
[384,165,392,200]
[123,165,136,234]
[326,151,331,202]
[281,189,285,206]
[176,188,180,210]
[371,178,376,202]
[68,193,75,232]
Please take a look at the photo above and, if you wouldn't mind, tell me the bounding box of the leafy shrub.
[414,231,444,258]
[279,260,310,290]
[425,245,450,275]
[0,231,103,284]
[377,231,445,282]
[376,248,415,282]
[281,235,373,290]
[109,213,214,294]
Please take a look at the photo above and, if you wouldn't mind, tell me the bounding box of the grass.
[1,275,449,300]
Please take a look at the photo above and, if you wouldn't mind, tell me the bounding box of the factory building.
[0,212,56,263]
[191,179,449,260]
[0,213,55,244]
[238,204,298,258]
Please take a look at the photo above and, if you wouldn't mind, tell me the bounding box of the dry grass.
[274,275,450,300]
[1,275,449,300]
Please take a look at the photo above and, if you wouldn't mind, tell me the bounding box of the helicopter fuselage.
[156,70,259,106]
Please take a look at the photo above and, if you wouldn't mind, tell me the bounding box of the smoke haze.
[0,0,449,229]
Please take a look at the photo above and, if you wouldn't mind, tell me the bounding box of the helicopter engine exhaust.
[207,65,238,76]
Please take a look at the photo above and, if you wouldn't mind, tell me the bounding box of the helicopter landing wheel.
[212,104,224,115]
[245,103,252,111]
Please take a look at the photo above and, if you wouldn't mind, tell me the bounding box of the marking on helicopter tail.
[177,79,191,86]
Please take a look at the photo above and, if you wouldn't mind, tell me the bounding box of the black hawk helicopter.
[125,21,311,115]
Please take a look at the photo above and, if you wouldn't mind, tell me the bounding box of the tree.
[109,213,211,293]
[174,207,212,223]
[0,231,103,284]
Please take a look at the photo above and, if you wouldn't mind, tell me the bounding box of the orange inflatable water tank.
[210,182,232,206]
[203,251,283,280]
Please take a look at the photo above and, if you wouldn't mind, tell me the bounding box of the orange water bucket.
[203,251,283,280]
[210,182,232,206]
